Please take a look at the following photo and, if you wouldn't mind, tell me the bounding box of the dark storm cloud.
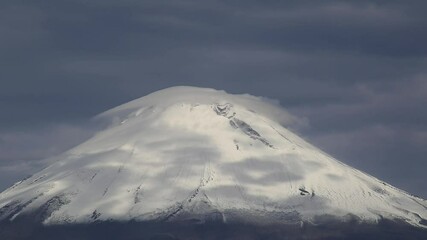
[0,0,426,197]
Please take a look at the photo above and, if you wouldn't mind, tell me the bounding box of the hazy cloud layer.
[1,1,426,197]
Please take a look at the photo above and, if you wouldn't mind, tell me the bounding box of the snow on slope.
[0,86,426,227]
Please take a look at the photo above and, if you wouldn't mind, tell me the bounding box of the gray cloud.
[0,0,426,198]
[0,123,96,190]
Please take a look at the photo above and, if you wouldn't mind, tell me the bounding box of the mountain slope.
[0,86,426,229]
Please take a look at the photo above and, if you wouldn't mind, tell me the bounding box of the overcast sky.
[1,0,426,198]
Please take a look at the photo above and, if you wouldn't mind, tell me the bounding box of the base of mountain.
[1,216,427,240]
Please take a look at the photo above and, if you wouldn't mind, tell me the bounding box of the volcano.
[1,86,426,239]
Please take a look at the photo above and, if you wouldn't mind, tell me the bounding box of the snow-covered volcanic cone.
[1,87,426,239]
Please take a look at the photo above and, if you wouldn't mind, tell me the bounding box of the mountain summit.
[1,87,426,238]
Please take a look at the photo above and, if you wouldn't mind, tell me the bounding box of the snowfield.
[0,86,426,228]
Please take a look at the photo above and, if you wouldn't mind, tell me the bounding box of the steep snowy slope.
[0,86,426,228]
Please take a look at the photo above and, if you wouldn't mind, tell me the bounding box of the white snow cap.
[0,86,426,228]
[97,86,297,126]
